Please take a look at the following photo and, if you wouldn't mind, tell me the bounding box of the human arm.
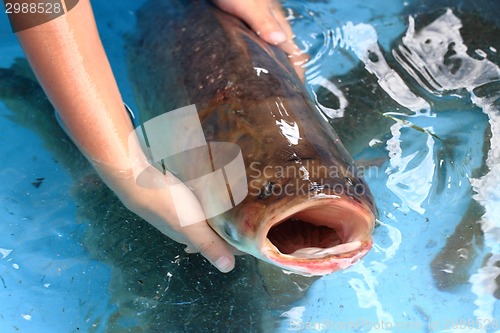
[12,0,236,272]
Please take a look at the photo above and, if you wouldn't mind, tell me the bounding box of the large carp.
[128,0,377,275]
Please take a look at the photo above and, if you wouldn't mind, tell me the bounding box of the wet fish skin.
[128,0,377,275]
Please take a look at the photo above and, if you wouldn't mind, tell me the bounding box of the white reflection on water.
[347,221,402,333]
[281,2,499,332]
[386,122,436,214]
[306,19,430,114]
[395,10,500,328]
[394,9,500,93]
[470,83,500,326]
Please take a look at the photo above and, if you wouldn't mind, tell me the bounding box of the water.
[1,0,499,332]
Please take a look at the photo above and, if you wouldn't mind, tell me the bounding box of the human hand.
[212,0,308,78]
[99,164,236,273]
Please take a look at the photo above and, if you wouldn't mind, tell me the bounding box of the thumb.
[212,0,307,78]
[183,222,236,273]
[213,0,287,44]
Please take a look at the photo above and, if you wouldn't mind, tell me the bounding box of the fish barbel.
[128,0,377,275]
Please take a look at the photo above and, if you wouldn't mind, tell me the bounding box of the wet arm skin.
[15,2,132,169]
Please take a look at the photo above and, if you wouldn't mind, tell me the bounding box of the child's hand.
[212,0,308,78]
[100,164,237,273]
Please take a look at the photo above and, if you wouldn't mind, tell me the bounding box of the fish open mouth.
[262,198,375,275]
[267,218,343,257]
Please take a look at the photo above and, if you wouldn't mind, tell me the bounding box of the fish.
[127,0,377,275]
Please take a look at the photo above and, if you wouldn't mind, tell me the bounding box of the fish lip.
[259,196,375,276]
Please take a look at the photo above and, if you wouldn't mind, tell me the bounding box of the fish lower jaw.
[259,197,375,276]
[285,241,364,259]
[261,240,372,276]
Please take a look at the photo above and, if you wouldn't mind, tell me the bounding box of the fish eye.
[344,177,354,186]
[223,222,240,243]
[258,181,275,199]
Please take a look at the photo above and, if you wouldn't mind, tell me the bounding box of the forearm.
[15,0,136,173]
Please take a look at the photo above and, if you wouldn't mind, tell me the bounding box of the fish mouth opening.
[263,199,374,272]
[267,218,342,256]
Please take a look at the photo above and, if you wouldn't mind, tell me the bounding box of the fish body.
[128,0,377,275]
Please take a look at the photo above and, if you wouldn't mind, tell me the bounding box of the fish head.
[208,154,377,276]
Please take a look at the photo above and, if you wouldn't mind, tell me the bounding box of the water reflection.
[394,7,500,319]
[285,0,499,331]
